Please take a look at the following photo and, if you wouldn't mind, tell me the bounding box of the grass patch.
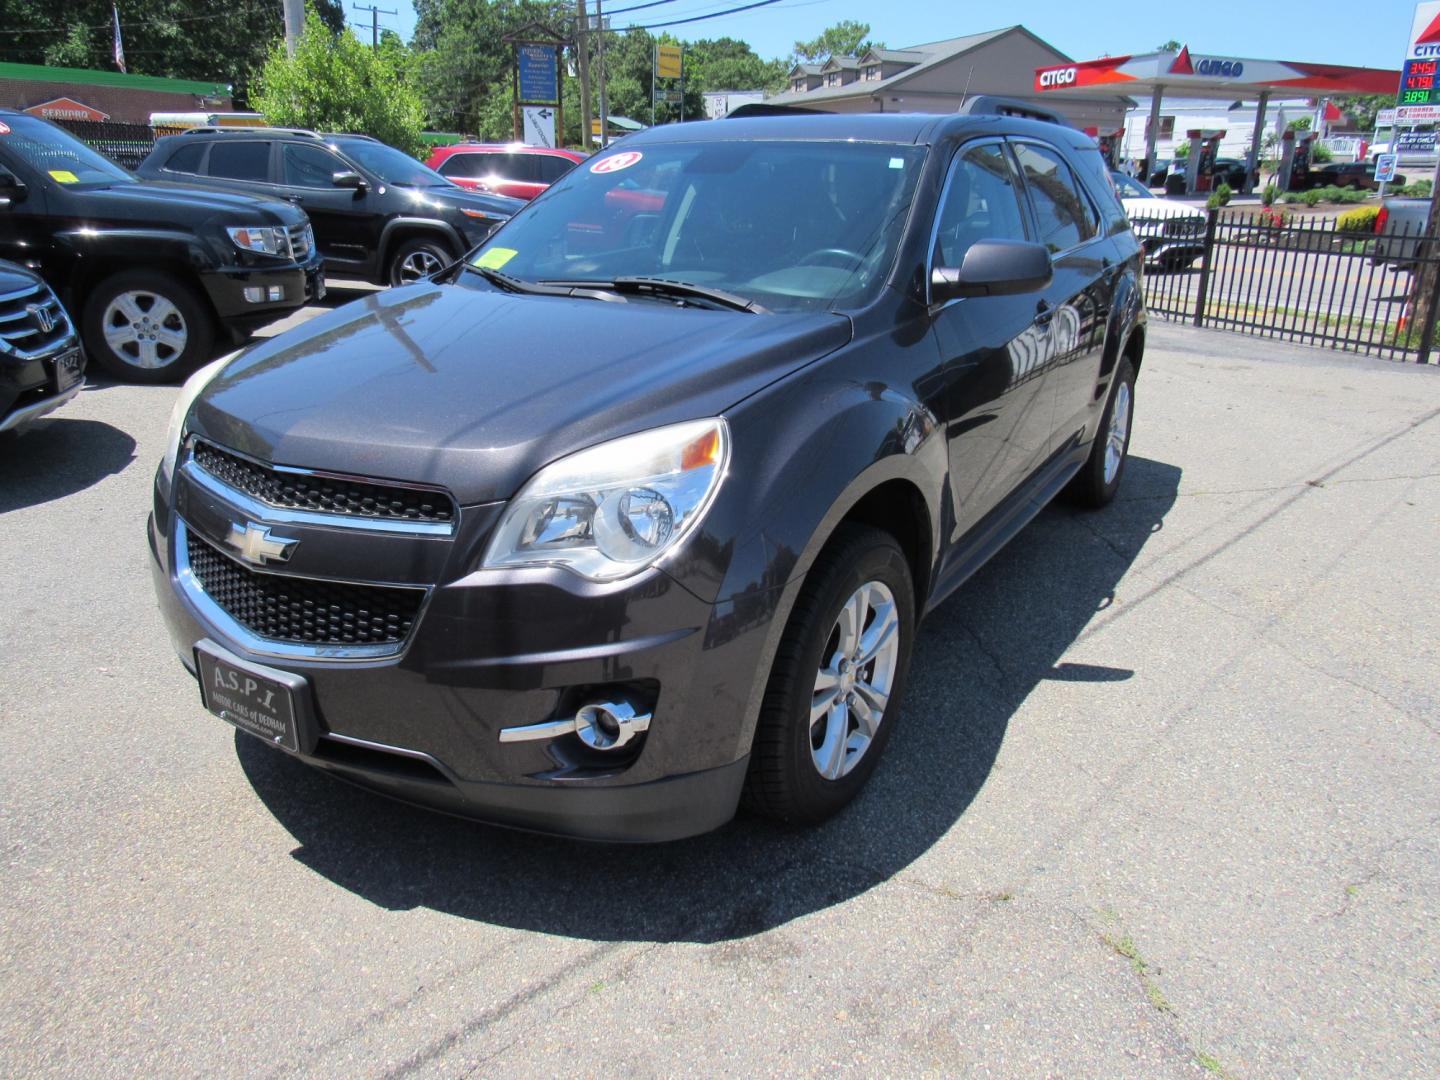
[1103,933,1175,1014]
[1195,1050,1234,1078]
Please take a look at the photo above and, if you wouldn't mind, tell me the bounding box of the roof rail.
[180,126,322,138]
[319,132,379,142]
[724,103,824,118]
[957,95,1069,127]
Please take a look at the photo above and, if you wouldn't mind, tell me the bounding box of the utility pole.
[575,0,593,151]
[351,2,397,48]
[595,0,609,148]
[282,0,304,55]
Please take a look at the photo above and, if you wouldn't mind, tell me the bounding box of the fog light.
[243,286,264,303]
[243,285,286,304]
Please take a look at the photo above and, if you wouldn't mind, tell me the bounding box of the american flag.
[112,5,126,74]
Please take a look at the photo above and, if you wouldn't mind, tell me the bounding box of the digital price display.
[1400,59,1438,105]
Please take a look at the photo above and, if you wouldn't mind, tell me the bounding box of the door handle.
[286,194,304,204]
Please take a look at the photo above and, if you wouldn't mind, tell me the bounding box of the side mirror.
[332,170,367,192]
[931,239,1052,303]
[0,168,27,207]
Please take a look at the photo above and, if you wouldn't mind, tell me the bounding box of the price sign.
[1375,153,1399,182]
[1401,59,1438,103]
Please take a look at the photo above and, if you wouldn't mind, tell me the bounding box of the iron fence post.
[1418,257,1440,365]
[1192,208,1219,328]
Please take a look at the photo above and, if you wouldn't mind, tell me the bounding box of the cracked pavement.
[2,319,1437,1078]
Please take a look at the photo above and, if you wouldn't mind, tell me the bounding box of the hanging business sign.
[656,44,683,80]
[517,43,559,103]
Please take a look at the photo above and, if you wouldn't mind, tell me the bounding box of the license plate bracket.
[195,640,317,755]
[53,348,83,394]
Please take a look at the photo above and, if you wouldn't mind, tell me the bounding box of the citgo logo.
[1195,58,1244,78]
[1038,67,1077,88]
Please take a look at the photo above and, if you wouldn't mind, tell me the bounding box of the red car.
[426,144,588,201]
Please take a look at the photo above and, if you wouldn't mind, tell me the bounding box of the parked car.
[1210,157,1252,189]
[426,143,588,201]
[1111,171,1207,271]
[0,258,84,435]
[138,129,524,285]
[1308,161,1403,191]
[1372,198,1429,266]
[150,110,1146,842]
[1145,159,1172,187]
[0,110,322,383]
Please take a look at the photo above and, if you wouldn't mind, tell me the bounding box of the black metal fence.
[1143,209,1440,364]
[54,118,158,171]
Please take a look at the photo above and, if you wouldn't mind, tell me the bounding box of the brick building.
[0,62,231,125]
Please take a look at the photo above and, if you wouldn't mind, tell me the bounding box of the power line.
[630,0,786,31]
[602,0,684,15]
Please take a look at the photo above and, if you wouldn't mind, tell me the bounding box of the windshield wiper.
[466,265,578,297]
[609,276,767,313]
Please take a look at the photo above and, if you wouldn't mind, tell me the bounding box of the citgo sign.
[1037,67,1077,88]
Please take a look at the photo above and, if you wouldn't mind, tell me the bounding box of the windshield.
[0,114,132,187]
[334,139,449,188]
[469,140,928,313]
[1111,172,1153,199]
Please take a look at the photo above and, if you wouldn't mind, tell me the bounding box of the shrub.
[1206,182,1233,210]
[1336,206,1381,233]
[1396,178,1433,197]
[1302,189,1323,207]
[1261,182,1278,207]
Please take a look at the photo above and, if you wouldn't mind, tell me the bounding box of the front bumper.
[0,337,85,434]
[199,250,326,336]
[147,459,769,841]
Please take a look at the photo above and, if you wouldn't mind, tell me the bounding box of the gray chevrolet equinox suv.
[150,107,1146,841]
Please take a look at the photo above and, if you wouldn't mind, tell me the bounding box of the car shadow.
[237,455,1182,943]
[0,416,137,514]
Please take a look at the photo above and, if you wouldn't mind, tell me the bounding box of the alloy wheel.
[396,249,444,283]
[810,580,901,780]
[1103,380,1132,485]
[101,290,188,370]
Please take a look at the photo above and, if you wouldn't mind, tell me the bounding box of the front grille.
[193,441,455,525]
[287,223,313,260]
[0,282,73,359]
[186,527,425,647]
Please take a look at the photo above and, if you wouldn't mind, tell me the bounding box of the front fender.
[378,217,466,262]
[51,227,218,305]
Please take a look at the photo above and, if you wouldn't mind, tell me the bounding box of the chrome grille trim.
[184,441,457,537]
[0,282,75,360]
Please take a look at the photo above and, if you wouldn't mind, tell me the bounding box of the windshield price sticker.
[474,247,518,269]
[590,151,643,174]
[48,169,79,183]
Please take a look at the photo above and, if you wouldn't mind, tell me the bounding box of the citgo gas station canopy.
[1033,46,1401,188]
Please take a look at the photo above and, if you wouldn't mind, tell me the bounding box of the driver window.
[283,143,344,188]
[933,142,1029,268]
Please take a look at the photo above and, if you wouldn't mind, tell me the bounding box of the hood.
[1120,197,1205,222]
[402,184,526,218]
[190,281,851,505]
[80,180,306,228]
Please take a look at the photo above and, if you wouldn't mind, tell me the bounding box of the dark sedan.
[150,110,1147,841]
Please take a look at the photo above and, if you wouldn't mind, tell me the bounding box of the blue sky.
[349,0,1418,71]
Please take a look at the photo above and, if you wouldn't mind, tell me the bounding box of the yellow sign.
[48,170,79,183]
[591,119,603,137]
[474,247,518,270]
[656,44,682,80]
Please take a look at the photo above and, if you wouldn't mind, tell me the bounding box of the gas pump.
[1095,128,1125,170]
[1278,130,1317,191]
[1183,129,1225,193]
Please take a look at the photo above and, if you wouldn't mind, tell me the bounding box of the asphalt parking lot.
[2,308,1437,1078]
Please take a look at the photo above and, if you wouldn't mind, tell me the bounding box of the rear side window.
[206,141,270,182]
[1012,142,1097,252]
[162,142,205,175]
[535,155,576,183]
[932,141,1029,268]
[502,154,541,183]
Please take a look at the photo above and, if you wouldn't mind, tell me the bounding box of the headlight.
[226,226,287,255]
[481,419,729,582]
[159,355,231,487]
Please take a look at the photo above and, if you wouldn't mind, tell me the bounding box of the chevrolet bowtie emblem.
[226,522,297,566]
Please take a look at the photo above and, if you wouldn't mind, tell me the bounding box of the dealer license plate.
[195,641,309,754]
[53,348,83,394]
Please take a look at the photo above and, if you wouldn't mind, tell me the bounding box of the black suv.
[138,129,525,286]
[0,258,85,434]
[150,110,1146,842]
[0,110,322,384]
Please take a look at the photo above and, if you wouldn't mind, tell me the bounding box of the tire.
[387,236,453,286]
[744,524,916,825]
[1065,356,1136,509]
[82,270,215,384]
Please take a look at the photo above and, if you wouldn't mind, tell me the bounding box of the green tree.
[0,0,344,107]
[688,37,787,94]
[1155,39,1184,52]
[1334,93,1392,131]
[252,10,426,156]
[791,20,882,63]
